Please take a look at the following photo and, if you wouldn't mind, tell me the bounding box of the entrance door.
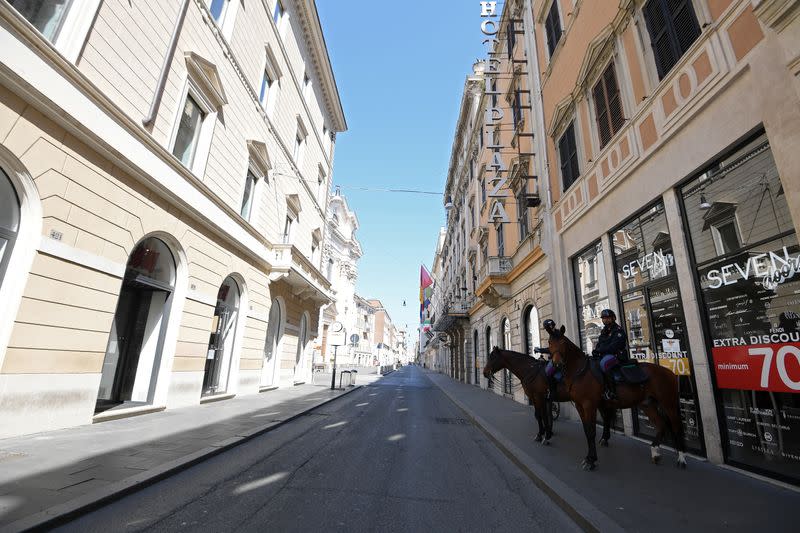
[96,237,176,413]
[202,277,240,396]
[97,281,170,412]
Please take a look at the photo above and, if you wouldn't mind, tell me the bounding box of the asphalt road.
[56,366,580,532]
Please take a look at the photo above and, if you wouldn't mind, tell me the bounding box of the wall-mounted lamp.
[444,196,454,211]
[700,193,711,210]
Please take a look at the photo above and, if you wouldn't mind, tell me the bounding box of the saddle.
[617,360,649,384]
[586,357,649,385]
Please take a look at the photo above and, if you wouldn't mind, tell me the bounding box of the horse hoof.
[581,459,597,471]
[651,455,662,465]
[599,438,609,448]
[542,439,550,446]
[534,435,543,443]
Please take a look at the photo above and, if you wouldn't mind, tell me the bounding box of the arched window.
[522,305,541,356]
[0,168,20,286]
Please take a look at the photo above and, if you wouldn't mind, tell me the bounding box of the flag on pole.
[420,264,433,323]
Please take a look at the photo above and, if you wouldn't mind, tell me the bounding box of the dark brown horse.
[482,346,618,446]
[543,320,686,471]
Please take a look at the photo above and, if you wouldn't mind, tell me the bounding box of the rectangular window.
[273,0,284,25]
[209,0,228,23]
[303,72,311,100]
[679,133,798,481]
[10,0,73,41]
[496,224,505,257]
[480,176,486,204]
[512,87,523,127]
[259,69,274,108]
[592,63,625,149]
[642,0,701,80]
[240,170,257,221]
[558,122,580,191]
[282,216,293,244]
[172,94,205,168]
[544,0,562,57]
[507,20,516,58]
[517,185,529,240]
[293,132,305,165]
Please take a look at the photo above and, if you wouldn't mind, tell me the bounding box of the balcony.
[487,256,512,276]
[432,298,473,332]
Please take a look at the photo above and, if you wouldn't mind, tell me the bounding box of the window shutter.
[593,81,611,147]
[643,0,700,80]
[559,122,579,191]
[545,1,562,56]
[604,65,625,134]
[670,0,701,56]
[643,0,676,79]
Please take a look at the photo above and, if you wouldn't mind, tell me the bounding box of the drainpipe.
[143,0,191,127]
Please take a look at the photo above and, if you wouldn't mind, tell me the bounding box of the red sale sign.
[712,343,800,393]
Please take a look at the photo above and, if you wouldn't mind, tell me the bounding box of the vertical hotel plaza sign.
[480,1,510,224]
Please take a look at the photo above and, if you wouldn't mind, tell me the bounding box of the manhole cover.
[434,417,472,426]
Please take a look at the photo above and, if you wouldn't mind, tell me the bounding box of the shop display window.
[681,132,800,482]
[611,201,704,452]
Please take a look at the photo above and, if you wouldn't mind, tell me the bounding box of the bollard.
[350,369,357,387]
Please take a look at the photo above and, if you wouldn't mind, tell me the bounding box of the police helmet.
[600,309,616,319]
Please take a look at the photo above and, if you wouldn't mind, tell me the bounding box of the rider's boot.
[547,377,558,401]
[603,372,617,401]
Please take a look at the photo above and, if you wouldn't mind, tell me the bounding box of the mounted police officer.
[591,309,629,400]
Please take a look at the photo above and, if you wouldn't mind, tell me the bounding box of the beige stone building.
[531,0,800,483]
[0,0,345,438]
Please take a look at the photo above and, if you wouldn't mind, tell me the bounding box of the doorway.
[202,276,240,397]
[96,237,176,413]
[260,299,283,387]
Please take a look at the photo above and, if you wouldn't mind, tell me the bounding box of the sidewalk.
[427,371,798,533]
[0,373,380,532]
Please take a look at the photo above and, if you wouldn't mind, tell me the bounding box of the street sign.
[350,333,360,345]
[329,321,347,346]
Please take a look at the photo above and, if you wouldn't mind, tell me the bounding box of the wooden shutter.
[559,122,579,190]
[593,63,624,148]
[670,0,701,56]
[643,0,700,79]
[545,1,561,56]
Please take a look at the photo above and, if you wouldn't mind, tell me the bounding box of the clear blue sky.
[317,0,485,337]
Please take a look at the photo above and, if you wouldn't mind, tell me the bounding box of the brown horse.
[482,346,618,446]
[543,320,686,471]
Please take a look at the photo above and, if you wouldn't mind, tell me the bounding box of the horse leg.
[580,402,599,471]
[599,407,615,447]
[542,398,553,445]
[532,399,544,443]
[641,402,666,465]
[665,399,688,469]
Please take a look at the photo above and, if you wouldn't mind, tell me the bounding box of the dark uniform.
[593,323,629,362]
[592,314,629,400]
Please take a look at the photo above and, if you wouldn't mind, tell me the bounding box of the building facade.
[534,0,800,483]
[432,0,800,485]
[432,0,553,406]
[0,0,345,438]
[317,189,362,368]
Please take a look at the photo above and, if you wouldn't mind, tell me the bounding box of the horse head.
[482,346,505,379]
[544,320,569,366]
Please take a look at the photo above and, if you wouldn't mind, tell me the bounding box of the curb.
[431,378,623,533]
[5,385,365,533]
